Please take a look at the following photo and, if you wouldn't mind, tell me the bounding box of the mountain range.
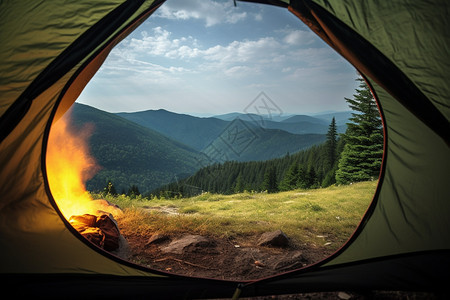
[116,109,348,151]
[69,103,350,194]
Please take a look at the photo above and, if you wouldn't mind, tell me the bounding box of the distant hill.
[248,119,334,134]
[117,109,328,162]
[213,111,352,127]
[71,103,206,194]
[212,112,293,122]
[312,111,353,126]
[282,115,327,124]
[202,119,326,162]
[117,109,227,151]
[213,112,348,134]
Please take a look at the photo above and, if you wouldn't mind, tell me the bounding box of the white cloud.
[95,23,355,109]
[156,0,247,26]
[253,13,263,21]
[224,65,255,77]
[288,47,342,68]
[283,29,315,45]
[202,37,280,63]
[113,26,284,70]
[100,57,188,86]
[114,27,201,61]
[107,24,349,87]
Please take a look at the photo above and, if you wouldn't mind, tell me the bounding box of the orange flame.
[46,110,101,219]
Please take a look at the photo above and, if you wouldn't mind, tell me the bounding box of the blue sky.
[76,0,359,116]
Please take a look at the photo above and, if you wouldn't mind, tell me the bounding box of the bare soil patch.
[120,231,333,281]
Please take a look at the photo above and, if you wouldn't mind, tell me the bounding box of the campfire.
[47,111,122,251]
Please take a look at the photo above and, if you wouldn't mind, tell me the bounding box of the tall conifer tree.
[234,172,244,193]
[336,78,383,184]
[325,117,338,169]
[322,117,338,187]
[279,162,299,191]
[262,167,278,193]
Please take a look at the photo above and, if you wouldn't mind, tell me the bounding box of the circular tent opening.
[47,0,383,281]
[2,0,448,298]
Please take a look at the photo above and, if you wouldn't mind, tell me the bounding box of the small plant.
[218,204,232,211]
[180,206,200,214]
[310,203,325,212]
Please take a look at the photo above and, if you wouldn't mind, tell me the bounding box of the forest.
[151,119,342,198]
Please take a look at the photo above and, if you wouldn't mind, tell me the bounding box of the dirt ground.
[121,232,333,281]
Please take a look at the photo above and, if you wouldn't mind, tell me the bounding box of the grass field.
[96,181,377,249]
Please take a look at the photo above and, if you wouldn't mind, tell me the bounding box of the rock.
[257,230,289,247]
[273,251,307,270]
[161,235,215,254]
[146,234,169,246]
[338,292,352,299]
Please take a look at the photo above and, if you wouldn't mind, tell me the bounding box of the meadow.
[95,181,377,250]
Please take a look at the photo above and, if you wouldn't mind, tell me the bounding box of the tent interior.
[0,0,449,298]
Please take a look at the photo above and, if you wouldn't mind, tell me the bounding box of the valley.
[71,103,349,195]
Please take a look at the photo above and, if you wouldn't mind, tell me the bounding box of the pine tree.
[325,117,338,170]
[262,167,278,193]
[279,163,299,191]
[336,77,383,184]
[307,167,319,188]
[321,117,338,187]
[297,165,309,189]
[234,172,244,193]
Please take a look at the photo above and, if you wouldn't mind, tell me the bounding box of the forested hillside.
[70,103,207,194]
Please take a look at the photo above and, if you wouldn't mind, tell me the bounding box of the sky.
[76,0,359,116]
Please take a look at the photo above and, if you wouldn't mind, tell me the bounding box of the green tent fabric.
[0,0,448,298]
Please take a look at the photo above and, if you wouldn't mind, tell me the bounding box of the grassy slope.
[100,181,377,249]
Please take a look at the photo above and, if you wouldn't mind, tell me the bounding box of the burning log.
[69,213,120,251]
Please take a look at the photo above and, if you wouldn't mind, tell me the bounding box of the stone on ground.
[161,235,215,254]
[257,229,289,247]
[146,234,169,245]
